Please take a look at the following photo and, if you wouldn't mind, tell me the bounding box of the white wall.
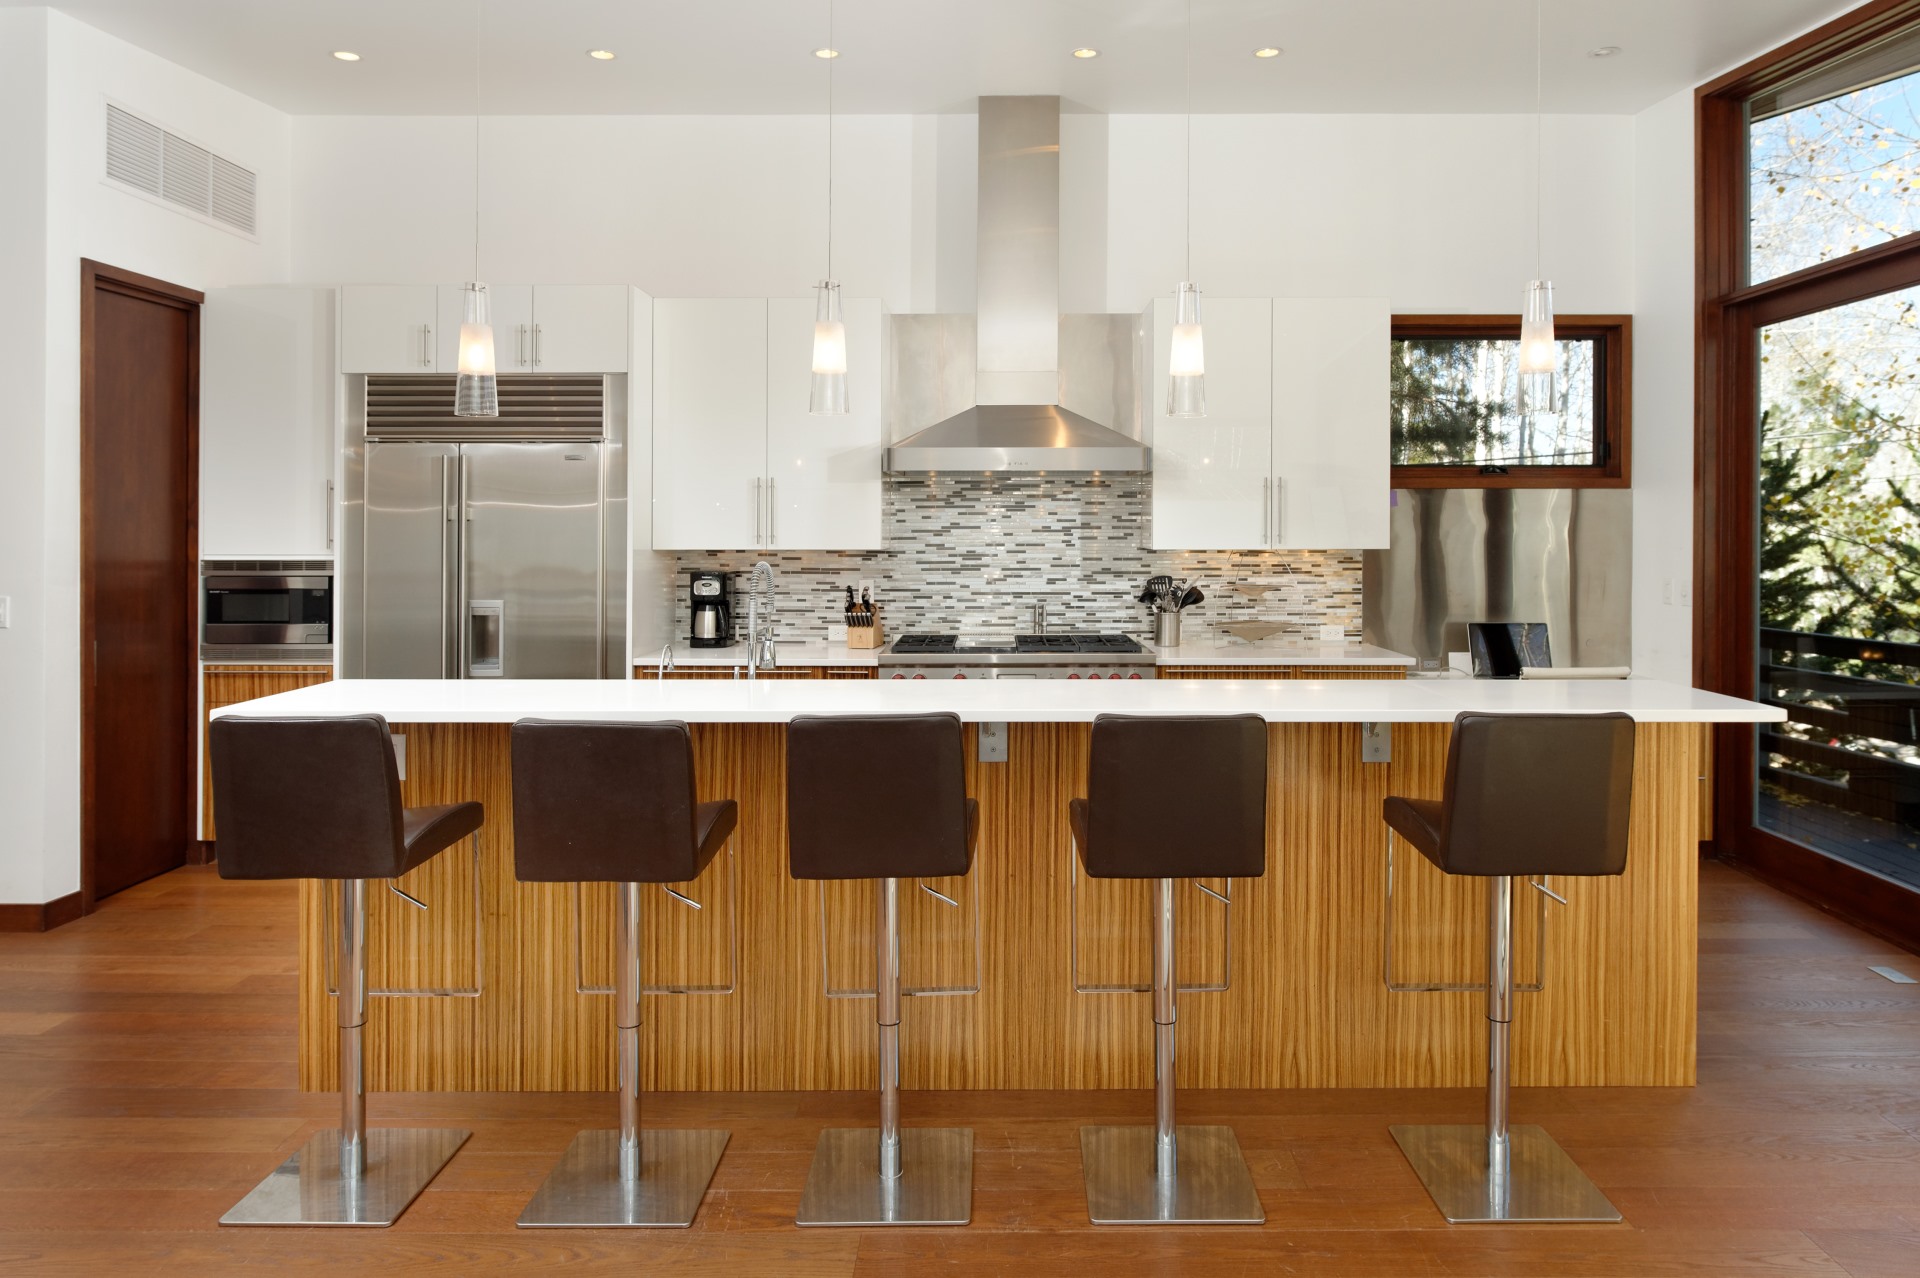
[0,9,290,906]
[1106,113,1636,313]
[291,115,914,303]
[1630,88,1699,684]
[0,8,53,907]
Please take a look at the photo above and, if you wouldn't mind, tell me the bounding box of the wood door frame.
[1694,0,1920,954]
[79,259,204,915]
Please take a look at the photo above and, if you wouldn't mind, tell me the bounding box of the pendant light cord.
[473,0,482,282]
[1184,0,1193,281]
[1533,0,1542,280]
[825,0,835,281]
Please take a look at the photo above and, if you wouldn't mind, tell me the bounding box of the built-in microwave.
[201,570,333,654]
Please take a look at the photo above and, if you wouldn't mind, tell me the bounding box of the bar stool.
[1383,711,1634,1225]
[508,718,735,1228]
[786,712,978,1227]
[1070,713,1268,1226]
[208,713,481,1227]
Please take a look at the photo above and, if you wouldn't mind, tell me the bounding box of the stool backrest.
[510,719,704,883]
[1083,714,1269,879]
[209,714,405,880]
[787,713,971,880]
[1438,712,1635,877]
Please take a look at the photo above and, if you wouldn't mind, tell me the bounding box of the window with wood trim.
[1389,315,1630,488]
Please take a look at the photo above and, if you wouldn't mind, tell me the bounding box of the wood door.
[82,261,203,905]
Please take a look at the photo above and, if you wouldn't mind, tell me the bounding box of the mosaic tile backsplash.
[659,475,1363,644]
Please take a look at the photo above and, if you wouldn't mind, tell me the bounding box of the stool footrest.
[1390,1123,1621,1224]
[220,1127,469,1227]
[796,1126,973,1226]
[517,1127,729,1228]
[1078,1124,1264,1225]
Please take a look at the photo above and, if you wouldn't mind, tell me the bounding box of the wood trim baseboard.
[188,841,216,866]
[0,891,85,933]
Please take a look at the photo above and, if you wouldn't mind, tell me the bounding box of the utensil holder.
[1154,611,1182,647]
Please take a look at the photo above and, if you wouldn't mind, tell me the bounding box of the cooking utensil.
[1177,585,1205,610]
[1144,575,1174,611]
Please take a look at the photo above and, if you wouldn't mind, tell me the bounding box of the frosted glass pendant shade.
[1518,278,1556,417]
[1167,281,1206,418]
[809,280,848,415]
[453,281,499,418]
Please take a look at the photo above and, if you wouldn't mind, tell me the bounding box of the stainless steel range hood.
[886,97,1147,474]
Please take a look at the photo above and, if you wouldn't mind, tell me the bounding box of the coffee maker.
[689,571,732,648]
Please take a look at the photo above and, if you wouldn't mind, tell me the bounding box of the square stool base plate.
[1078,1124,1265,1225]
[220,1127,470,1227]
[1390,1124,1622,1224]
[796,1127,973,1226]
[517,1127,729,1228]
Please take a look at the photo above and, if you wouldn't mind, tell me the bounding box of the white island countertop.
[216,676,1783,725]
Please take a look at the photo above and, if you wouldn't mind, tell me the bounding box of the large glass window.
[1750,31,1920,283]
[1391,335,1598,467]
[1757,286,1920,888]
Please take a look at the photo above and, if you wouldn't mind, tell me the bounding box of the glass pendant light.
[809,0,848,415]
[454,0,498,418]
[1167,0,1205,418]
[1516,0,1555,419]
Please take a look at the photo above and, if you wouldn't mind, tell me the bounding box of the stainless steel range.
[881,633,1157,680]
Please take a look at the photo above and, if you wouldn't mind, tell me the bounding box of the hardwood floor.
[0,861,1914,1275]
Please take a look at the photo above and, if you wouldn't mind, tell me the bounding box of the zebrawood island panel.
[298,705,1698,1094]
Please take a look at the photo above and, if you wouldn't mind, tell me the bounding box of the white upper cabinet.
[201,287,337,557]
[1148,294,1389,551]
[766,296,884,550]
[653,296,885,552]
[652,298,768,551]
[1148,296,1273,551]
[1271,297,1390,550]
[340,285,438,374]
[436,284,628,373]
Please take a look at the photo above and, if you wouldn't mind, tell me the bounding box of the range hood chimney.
[886,96,1148,474]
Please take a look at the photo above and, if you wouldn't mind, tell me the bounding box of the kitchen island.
[215,678,1779,1096]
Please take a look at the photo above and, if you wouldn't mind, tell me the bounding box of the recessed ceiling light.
[1253,47,1283,59]
[1072,47,1100,59]
[1588,45,1622,58]
[331,50,361,62]
[587,49,616,61]
[813,47,840,59]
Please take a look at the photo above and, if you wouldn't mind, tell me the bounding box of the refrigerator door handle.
[459,452,472,677]
[439,454,452,679]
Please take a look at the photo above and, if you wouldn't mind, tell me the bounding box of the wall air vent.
[104,102,257,238]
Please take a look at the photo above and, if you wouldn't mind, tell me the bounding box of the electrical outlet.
[1318,624,1344,642]
[828,624,849,642]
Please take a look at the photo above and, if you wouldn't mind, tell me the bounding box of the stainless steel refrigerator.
[339,374,627,679]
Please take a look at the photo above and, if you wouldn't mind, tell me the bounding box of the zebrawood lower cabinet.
[297,717,1700,1094]
[201,664,333,841]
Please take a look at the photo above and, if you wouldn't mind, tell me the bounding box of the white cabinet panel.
[341,285,438,374]
[530,285,630,372]
[200,287,337,556]
[1148,296,1273,551]
[766,296,884,550]
[1271,298,1390,550]
[436,283,532,372]
[652,299,767,550]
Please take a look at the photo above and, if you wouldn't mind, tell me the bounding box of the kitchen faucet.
[745,561,777,679]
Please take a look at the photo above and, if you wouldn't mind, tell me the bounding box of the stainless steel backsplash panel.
[1363,488,1631,670]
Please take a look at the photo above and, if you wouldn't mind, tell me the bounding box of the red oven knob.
[913,674,926,680]
[1129,672,1142,679]
[1068,673,1080,679]
[955,672,967,679]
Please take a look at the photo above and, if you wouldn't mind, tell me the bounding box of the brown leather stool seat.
[785,712,979,1227]
[507,719,737,1228]
[207,712,478,1228]
[1381,711,1635,1226]
[1069,714,1268,1226]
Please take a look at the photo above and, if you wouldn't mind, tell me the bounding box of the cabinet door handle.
[753,477,762,546]
[533,323,543,367]
[421,323,434,368]
[767,477,775,546]
[325,478,335,550]
[1274,476,1283,546]
[516,323,527,369]
[1262,477,1271,546]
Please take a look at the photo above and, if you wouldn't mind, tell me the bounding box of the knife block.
[846,609,885,649]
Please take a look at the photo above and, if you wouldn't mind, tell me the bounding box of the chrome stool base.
[517,1127,729,1228]
[1391,1124,1621,1224]
[1079,1124,1264,1225]
[220,1127,470,1228]
[796,1126,973,1227]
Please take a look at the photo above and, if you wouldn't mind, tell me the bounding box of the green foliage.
[1389,339,1507,465]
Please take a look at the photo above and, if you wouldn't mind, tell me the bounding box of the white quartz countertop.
[636,639,1412,671]
[216,676,1783,725]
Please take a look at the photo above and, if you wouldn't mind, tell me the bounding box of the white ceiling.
[7,0,1852,116]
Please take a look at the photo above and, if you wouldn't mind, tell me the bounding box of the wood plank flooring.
[0,861,1914,1275]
